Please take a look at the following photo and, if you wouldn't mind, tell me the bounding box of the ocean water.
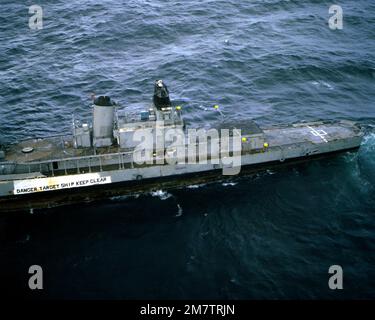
[1,0,375,299]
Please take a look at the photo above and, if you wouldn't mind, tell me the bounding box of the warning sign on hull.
[13,173,112,195]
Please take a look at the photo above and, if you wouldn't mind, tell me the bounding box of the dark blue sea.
[0,0,375,299]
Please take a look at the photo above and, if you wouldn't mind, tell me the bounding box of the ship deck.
[1,120,361,165]
[3,135,125,164]
[264,120,362,147]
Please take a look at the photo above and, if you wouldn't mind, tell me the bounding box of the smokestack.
[92,96,115,147]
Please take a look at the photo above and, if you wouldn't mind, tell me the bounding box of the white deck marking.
[307,126,328,143]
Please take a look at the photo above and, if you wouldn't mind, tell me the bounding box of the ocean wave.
[110,194,140,202]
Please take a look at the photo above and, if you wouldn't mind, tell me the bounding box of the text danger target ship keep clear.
[13,173,112,195]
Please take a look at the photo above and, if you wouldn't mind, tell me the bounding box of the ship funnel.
[93,96,115,147]
[153,80,171,110]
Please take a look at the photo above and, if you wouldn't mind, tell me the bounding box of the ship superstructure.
[0,80,364,211]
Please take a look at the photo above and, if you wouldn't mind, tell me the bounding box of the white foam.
[17,234,30,244]
[311,80,334,90]
[222,182,237,187]
[187,183,207,189]
[175,204,183,217]
[150,190,173,200]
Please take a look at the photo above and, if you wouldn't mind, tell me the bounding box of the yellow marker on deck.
[214,105,219,110]
[264,142,269,148]
[176,106,182,110]
[242,137,247,142]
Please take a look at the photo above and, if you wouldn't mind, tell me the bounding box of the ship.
[0,80,364,212]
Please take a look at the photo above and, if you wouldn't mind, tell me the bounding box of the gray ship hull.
[0,120,364,212]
